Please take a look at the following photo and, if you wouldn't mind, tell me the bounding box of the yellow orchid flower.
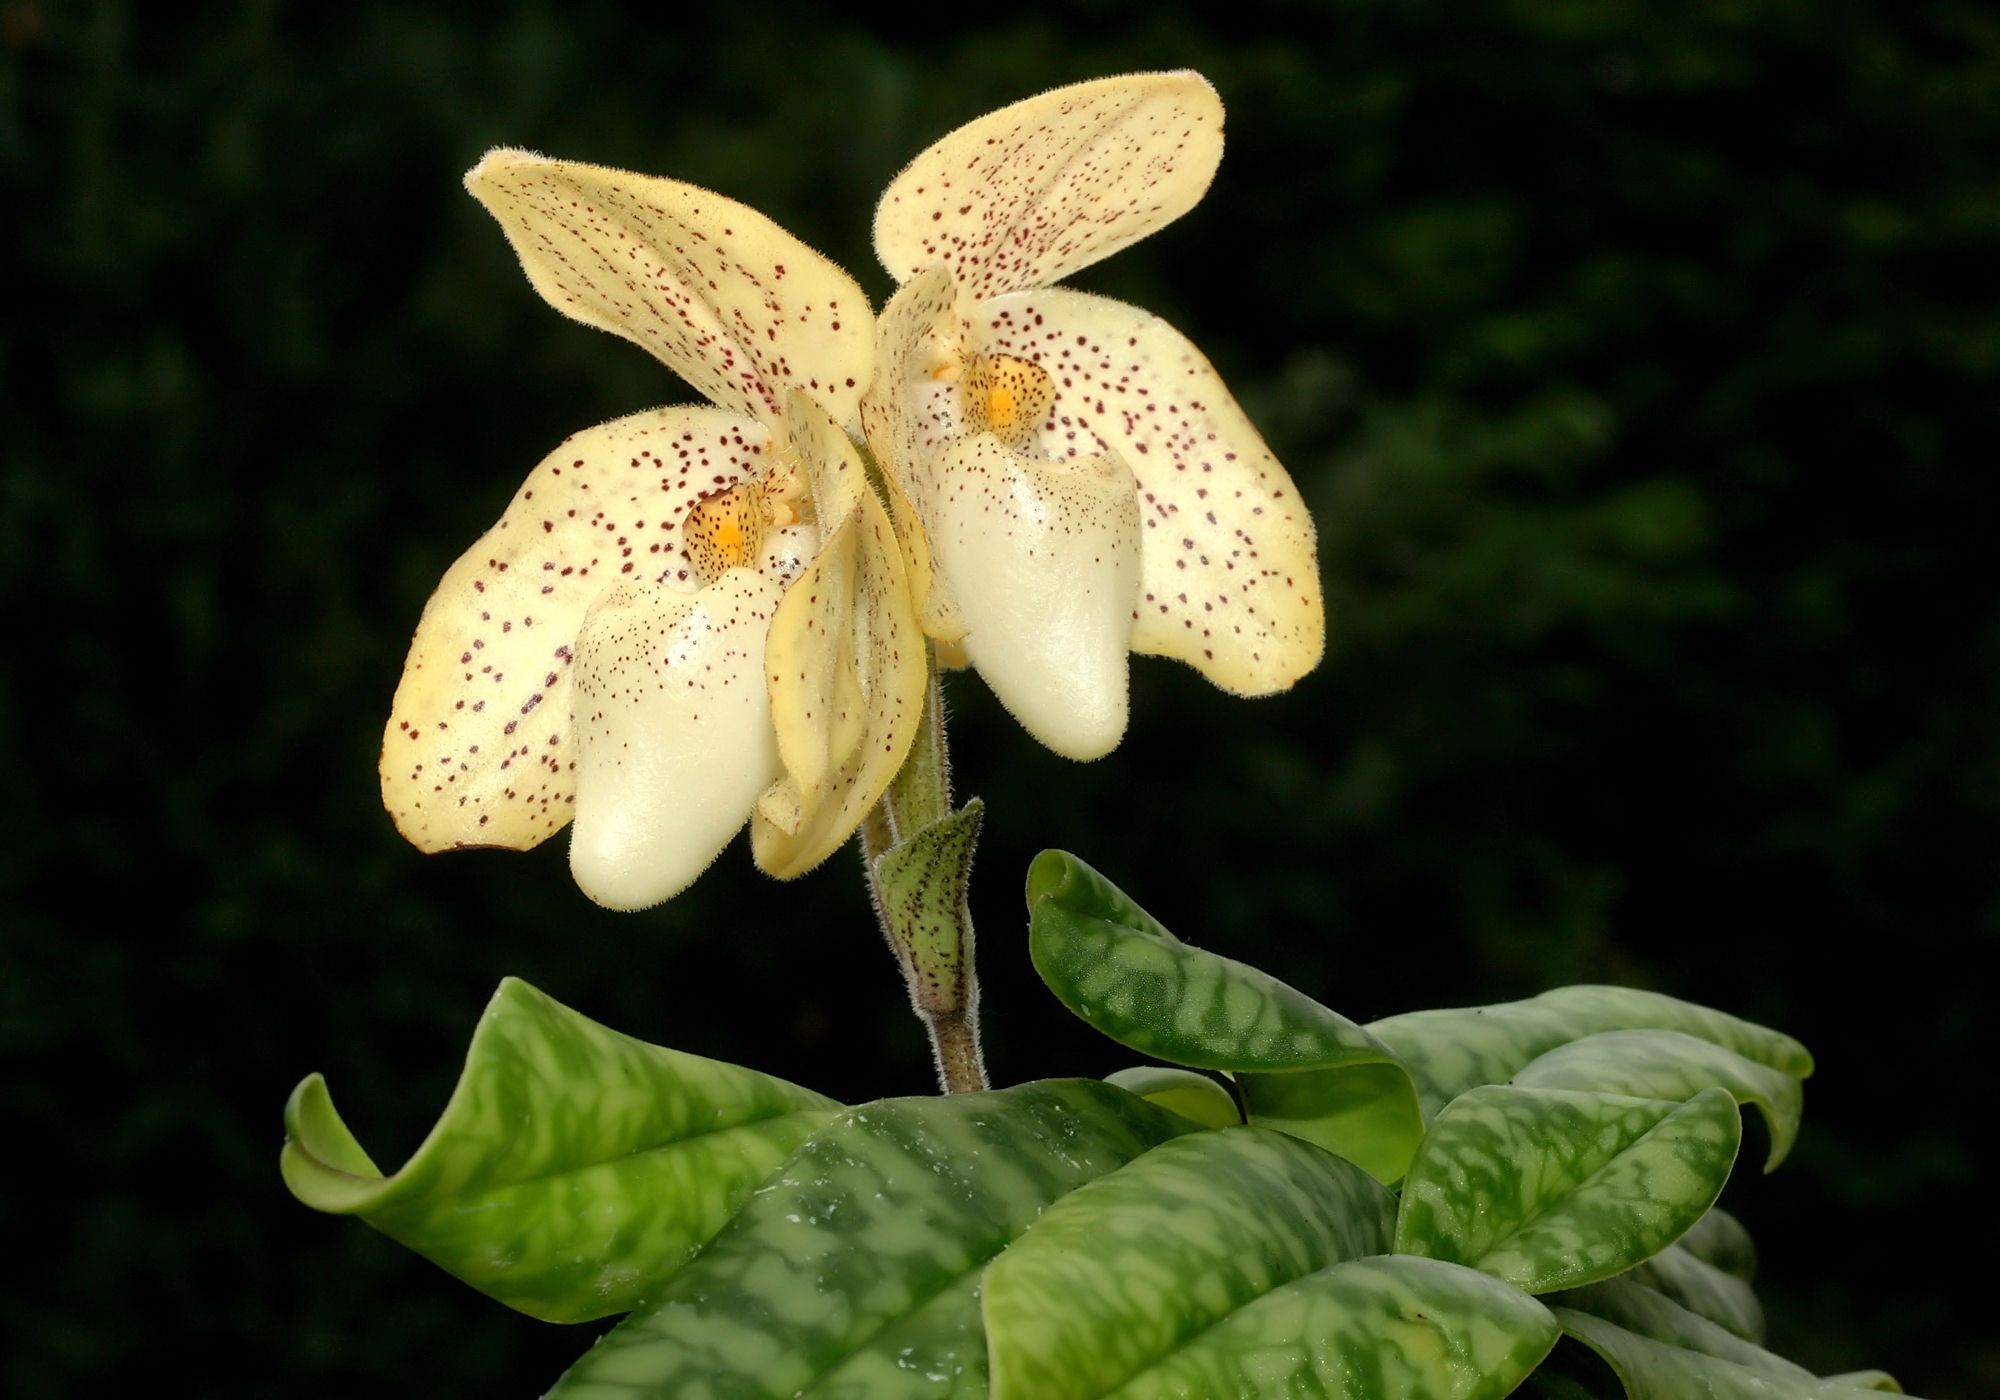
[381,151,924,910]
[863,72,1324,761]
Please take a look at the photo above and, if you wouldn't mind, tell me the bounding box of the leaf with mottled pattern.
[1512,1029,1804,1170]
[1105,1255,1559,1400]
[280,978,839,1323]
[983,1126,1396,1400]
[1395,1085,1740,1295]
[1027,850,1423,1181]
[1558,1277,1798,1384]
[1553,1308,1909,1400]
[1621,1243,1765,1343]
[546,1079,1191,1399]
[1368,985,1813,1120]
[1675,1205,1758,1283]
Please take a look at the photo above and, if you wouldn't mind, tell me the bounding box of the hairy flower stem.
[863,656,988,1093]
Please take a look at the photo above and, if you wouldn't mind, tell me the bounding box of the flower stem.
[863,656,988,1093]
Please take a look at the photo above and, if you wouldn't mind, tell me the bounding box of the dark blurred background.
[3,1,1995,1395]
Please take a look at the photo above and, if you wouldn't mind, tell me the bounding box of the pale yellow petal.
[874,72,1224,302]
[568,570,784,911]
[927,434,1141,761]
[783,388,866,534]
[753,490,926,878]
[467,149,873,431]
[761,513,861,808]
[859,266,968,641]
[974,287,1324,694]
[380,407,770,853]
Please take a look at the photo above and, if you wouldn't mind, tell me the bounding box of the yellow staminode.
[683,484,763,584]
[961,354,1055,450]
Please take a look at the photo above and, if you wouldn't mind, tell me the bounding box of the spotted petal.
[861,264,968,639]
[927,434,1141,760]
[874,72,1224,304]
[381,407,772,853]
[568,569,784,911]
[467,149,873,432]
[752,397,927,877]
[974,287,1323,694]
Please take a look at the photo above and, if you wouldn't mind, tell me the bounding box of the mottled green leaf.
[808,1271,988,1399]
[1103,1065,1242,1128]
[280,977,839,1323]
[1624,1242,1764,1342]
[1029,850,1422,1181]
[1368,986,1813,1120]
[1395,1086,1740,1294]
[1511,1029,1803,1169]
[1553,1308,1903,1400]
[547,1079,1190,1399]
[1822,1371,1903,1392]
[1106,1255,1560,1400]
[1235,1062,1431,1184]
[983,1126,1396,1400]
[1676,1206,1758,1283]
[1559,1277,1804,1384]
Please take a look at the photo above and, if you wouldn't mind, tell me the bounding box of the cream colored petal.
[380,407,770,853]
[754,490,926,879]
[761,514,861,808]
[859,266,969,641]
[467,150,873,431]
[927,434,1141,761]
[568,569,784,911]
[974,287,1324,694]
[783,388,866,532]
[860,265,961,524]
[874,72,1224,302]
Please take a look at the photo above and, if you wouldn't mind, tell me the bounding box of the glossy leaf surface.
[1395,1086,1740,1294]
[1558,1278,1800,1384]
[1102,1066,1241,1128]
[1623,1244,1765,1343]
[1028,850,1422,1180]
[280,978,839,1323]
[1367,986,1813,1120]
[1676,1206,1758,1283]
[547,1079,1189,1398]
[983,1126,1396,1400]
[1554,1308,1899,1400]
[1511,1029,1804,1169]
[1107,1255,1559,1400]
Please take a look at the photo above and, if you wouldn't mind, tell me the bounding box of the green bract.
[1027,849,1424,1181]
[280,977,838,1322]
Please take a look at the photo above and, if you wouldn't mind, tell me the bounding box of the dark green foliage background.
[2,2,1994,1395]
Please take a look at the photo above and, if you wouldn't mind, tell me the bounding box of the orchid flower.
[862,72,1323,760]
[381,151,924,910]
